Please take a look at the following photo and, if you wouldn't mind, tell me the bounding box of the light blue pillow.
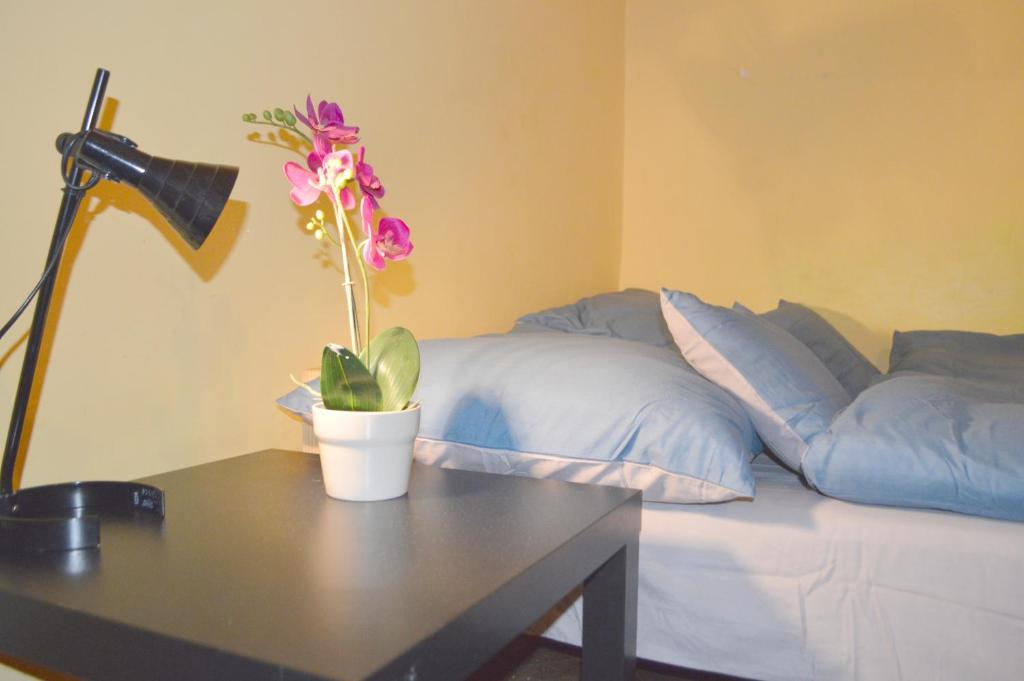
[276,379,320,418]
[735,300,881,396]
[410,332,758,503]
[513,289,674,348]
[803,373,1024,521]
[662,289,851,471]
[889,329,1024,387]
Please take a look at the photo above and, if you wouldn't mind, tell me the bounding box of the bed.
[537,453,1024,681]
[281,288,1024,680]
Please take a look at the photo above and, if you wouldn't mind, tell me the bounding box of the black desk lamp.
[0,68,238,552]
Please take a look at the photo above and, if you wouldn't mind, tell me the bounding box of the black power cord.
[0,223,71,342]
[0,131,99,343]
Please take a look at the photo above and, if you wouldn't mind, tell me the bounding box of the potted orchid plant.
[244,97,420,501]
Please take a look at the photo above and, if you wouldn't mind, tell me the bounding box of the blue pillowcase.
[661,289,851,471]
[736,300,881,396]
[411,332,759,503]
[889,329,1024,388]
[513,289,674,348]
[803,373,1024,521]
[277,379,320,418]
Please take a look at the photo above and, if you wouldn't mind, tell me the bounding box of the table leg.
[581,538,638,680]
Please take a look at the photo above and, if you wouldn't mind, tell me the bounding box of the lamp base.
[0,481,164,552]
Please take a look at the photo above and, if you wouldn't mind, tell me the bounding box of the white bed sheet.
[541,455,1024,681]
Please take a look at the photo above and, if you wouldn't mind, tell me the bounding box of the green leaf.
[360,327,420,411]
[320,344,383,412]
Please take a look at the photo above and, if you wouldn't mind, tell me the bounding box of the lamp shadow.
[4,185,246,488]
[0,332,28,371]
[3,105,247,487]
[81,183,247,282]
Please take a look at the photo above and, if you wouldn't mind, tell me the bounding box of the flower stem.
[338,207,371,368]
[330,191,361,354]
[321,225,341,247]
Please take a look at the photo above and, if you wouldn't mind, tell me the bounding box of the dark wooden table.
[0,450,640,680]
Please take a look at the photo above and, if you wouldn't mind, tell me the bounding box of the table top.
[0,450,639,681]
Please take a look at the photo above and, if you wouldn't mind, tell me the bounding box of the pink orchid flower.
[294,96,360,146]
[283,150,356,209]
[306,133,332,172]
[356,147,385,200]
[363,217,413,271]
[360,194,379,236]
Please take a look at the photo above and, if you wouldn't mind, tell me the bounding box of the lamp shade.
[57,130,239,249]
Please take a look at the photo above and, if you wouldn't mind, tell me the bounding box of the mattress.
[540,455,1024,681]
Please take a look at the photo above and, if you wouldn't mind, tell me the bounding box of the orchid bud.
[314,229,324,240]
[315,210,325,221]
[306,221,315,231]
[273,108,286,122]
[284,111,297,126]
[262,111,272,121]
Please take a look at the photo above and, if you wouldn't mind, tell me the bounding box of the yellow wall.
[2,0,1023,677]
[621,0,1024,367]
[0,4,622,674]
[0,0,623,526]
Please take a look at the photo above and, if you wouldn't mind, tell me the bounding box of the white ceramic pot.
[311,402,421,501]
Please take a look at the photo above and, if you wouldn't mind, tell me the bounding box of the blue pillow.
[803,373,1024,521]
[513,289,674,348]
[889,330,1024,387]
[410,332,758,503]
[662,289,851,471]
[735,300,881,396]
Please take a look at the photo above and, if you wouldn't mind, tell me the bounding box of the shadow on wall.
[0,110,247,487]
[370,259,417,309]
[808,305,891,371]
[82,183,247,283]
